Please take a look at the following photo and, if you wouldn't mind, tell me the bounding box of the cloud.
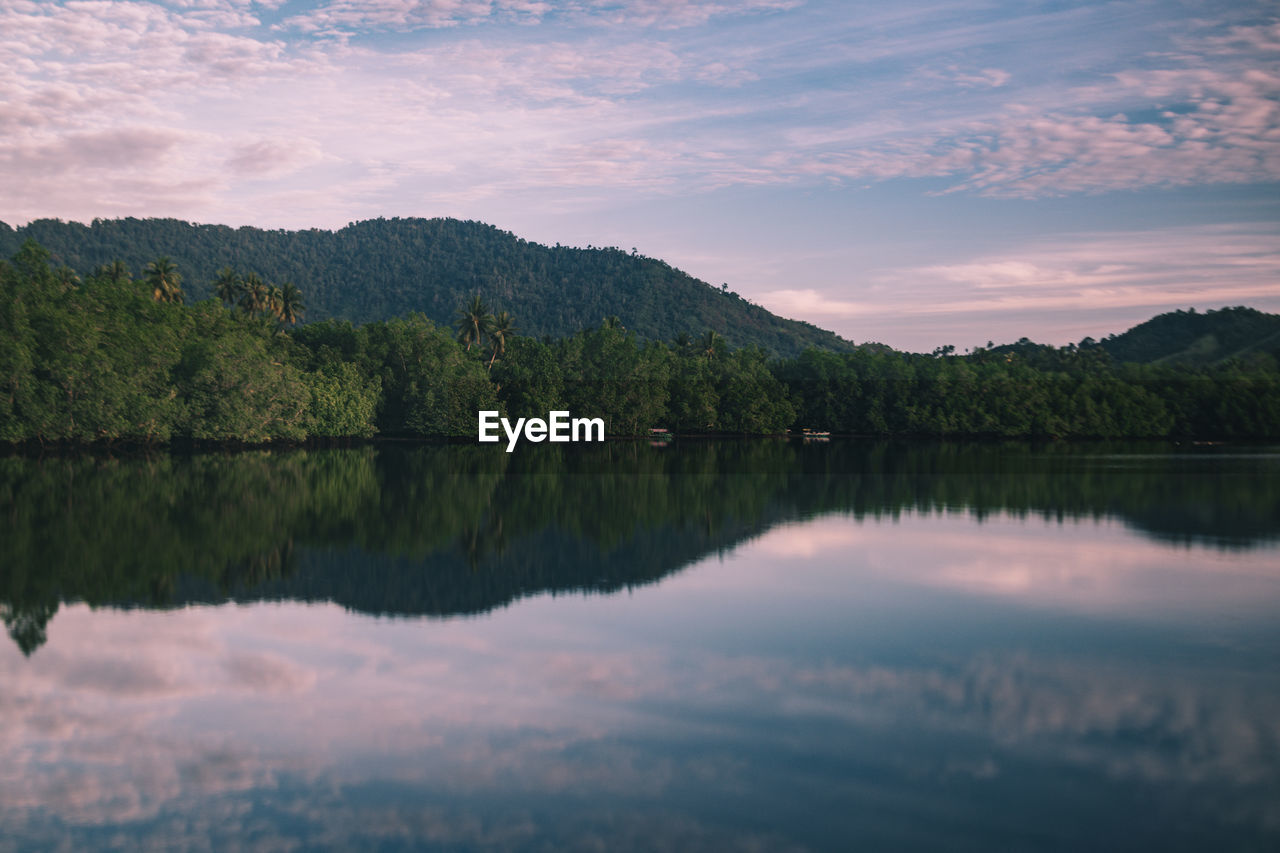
[1181,18,1280,57]
[283,0,544,34]
[759,223,1280,348]
[0,1,327,220]
[910,224,1280,313]
[6,126,186,173]
[225,137,325,177]
[575,0,802,30]
[3,1,1279,231]
[916,64,1011,89]
[0,0,779,224]
[281,0,800,34]
[785,63,1280,197]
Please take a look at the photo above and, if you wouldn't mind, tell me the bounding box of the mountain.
[1098,306,1280,366]
[0,216,855,357]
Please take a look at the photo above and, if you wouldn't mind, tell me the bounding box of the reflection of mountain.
[308,534,672,616]
[180,519,770,618]
[2,440,1278,652]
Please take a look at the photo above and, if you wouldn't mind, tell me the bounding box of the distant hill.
[0,216,855,357]
[1098,307,1280,366]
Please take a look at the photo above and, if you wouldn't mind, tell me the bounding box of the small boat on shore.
[649,428,674,445]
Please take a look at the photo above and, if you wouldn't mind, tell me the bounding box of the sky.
[1,0,1278,351]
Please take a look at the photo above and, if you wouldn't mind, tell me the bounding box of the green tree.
[54,265,80,291]
[714,346,795,434]
[304,361,380,437]
[267,284,284,321]
[278,282,305,325]
[240,273,269,315]
[559,326,670,434]
[487,310,516,370]
[93,260,132,285]
[700,330,723,361]
[666,348,717,433]
[492,336,563,420]
[456,295,494,353]
[144,256,183,304]
[213,267,243,307]
[173,304,309,442]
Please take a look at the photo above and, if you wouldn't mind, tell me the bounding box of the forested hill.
[0,217,854,357]
[1099,307,1280,365]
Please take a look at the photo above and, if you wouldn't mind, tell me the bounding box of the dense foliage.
[2,241,1277,444]
[0,216,854,357]
[776,343,1278,438]
[1097,306,1280,365]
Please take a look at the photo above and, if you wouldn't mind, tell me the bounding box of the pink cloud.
[281,0,799,33]
[759,223,1280,348]
[225,137,326,177]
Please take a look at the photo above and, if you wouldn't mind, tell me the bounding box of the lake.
[2,440,1278,850]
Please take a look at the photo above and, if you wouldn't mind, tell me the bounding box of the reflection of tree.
[223,541,295,589]
[459,515,508,572]
[1,440,1277,652]
[1,602,57,657]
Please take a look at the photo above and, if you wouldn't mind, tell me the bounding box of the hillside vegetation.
[0,217,854,358]
[3,236,1278,445]
[1098,306,1280,366]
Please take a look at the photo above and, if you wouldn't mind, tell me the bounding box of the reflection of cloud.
[3,580,1280,845]
[755,522,863,558]
[778,651,1280,812]
[749,513,1280,617]
[223,649,317,692]
[0,605,326,827]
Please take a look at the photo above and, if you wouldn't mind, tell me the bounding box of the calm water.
[2,440,1279,851]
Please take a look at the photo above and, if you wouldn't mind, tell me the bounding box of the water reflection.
[1,441,1278,849]
[2,440,1278,655]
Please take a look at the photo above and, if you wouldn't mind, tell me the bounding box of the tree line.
[2,241,1277,445]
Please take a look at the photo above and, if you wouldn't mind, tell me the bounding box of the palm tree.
[278,282,305,325]
[212,267,243,308]
[602,315,624,331]
[487,311,517,370]
[700,330,722,361]
[266,284,284,321]
[673,332,692,353]
[145,257,183,304]
[456,295,493,352]
[94,260,131,285]
[240,273,269,315]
